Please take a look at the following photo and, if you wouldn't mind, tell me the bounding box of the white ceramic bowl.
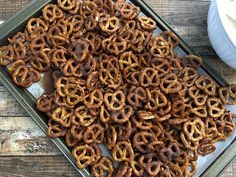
[208,0,236,69]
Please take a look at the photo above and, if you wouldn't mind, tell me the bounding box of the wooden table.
[0,0,235,176]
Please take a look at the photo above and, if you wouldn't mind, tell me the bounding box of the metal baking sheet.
[0,0,235,176]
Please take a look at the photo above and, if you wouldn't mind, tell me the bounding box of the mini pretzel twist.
[139,153,162,176]
[195,76,216,96]
[72,144,96,169]
[183,55,203,69]
[0,45,14,66]
[115,2,140,20]
[113,162,132,177]
[207,97,225,118]
[150,57,170,78]
[104,126,117,150]
[183,118,205,142]
[26,18,48,34]
[138,16,157,31]
[111,105,133,123]
[91,156,114,177]
[139,67,160,88]
[83,123,104,144]
[51,107,73,127]
[112,141,134,162]
[99,15,120,33]
[159,143,180,162]
[74,105,95,127]
[47,118,67,138]
[84,89,104,109]
[42,4,64,22]
[127,87,147,108]
[160,73,182,94]
[104,90,126,111]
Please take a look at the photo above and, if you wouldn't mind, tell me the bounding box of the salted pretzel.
[139,153,162,176]
[112,141,134,162]
[83,123,105,144]
[138,16,156,31]
[72,144,96,169]
[26,18,48,34]
[42,4,64,22]
[84,89,103,109]
[91,156,114,177]
[113,120,132,141]
[0,45,14,66]
[195,76,216,96]
[160,73,182,94]
[99,15,120,33]
[51,107,73,127]
[183,55,203,69]
[104,90,126,111]
[74,105,95,127]
[47,118,67,138]
[115,1,140,20]
[113,162,132,177]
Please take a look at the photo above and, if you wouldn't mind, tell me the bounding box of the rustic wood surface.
[0,0,235,176]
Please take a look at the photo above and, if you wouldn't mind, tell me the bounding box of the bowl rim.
[215,0,236,49]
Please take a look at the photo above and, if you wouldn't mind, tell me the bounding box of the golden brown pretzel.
[0,45,14,66]
[138,16,157,31]
[91,156,114,177]
[42,4,64,22]
[112,141,134,162]
[72,144,96,169]
[74,105,95,127]
[51,107,73,127]
[47,118,67,138]
[104,90,126,111]
[84,89,103,109]
[83,123,105,144]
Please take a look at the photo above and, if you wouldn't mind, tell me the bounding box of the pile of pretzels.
[0,0,236,176]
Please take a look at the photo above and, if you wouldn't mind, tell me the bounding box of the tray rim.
[0,0,235,176]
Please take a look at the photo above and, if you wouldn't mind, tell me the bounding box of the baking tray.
[0,0,235,176]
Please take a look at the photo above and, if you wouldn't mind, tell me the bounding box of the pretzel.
[72,144,96,169]
[138,16,156,31]
[131,115,153,130]
[42,4,64,22]
[111,105,133,123]
[106,36,127,55]
[115,2,140,20]
[104,125,117,150]
[178,67,199,88]
[161,31,180,47]
[57,0,77,11]
[12,40,26,60]
[84,11,99,31]
[47,118,67,138]
[51,107,73,127]
[30,50,50,72]
[130,153,144,177]
[139,67,160,88]
[113,162,132,177]
[133,131,157,153]
[36,93,55,113]
[86,71,102,91]
[84,89,103,109]
[69,38,94,62]
[188,86,208,106]
[207,97,225,118]
[183,55,203,69]
[12,65,35,87]
[79,1,98,18]
[83,123,105,144]
[160,73,182,94]
[150,57,170,78]
[145,89,167,111]
[0,45,14,66]
[127,87,147,108]
[26,18,48,34]
[219,84,236,105]
[171,100,191,118]
[47,25,69,48]
[99,15,120,33]
[197,138,216,156]
[139,153,161,176]
[91,156,114,177]
[112,141,134,162]
[68,0,80,15]
[159,143,180,162]
[68,15,84,33]
[8,32,26,43]
[195,76,216,96]
[74,105,95,127]
[99,67,122,89]
[56,18,74,38]
[70,125,86,141]
[217,112,235,139]
[104,90,126,111]
[113,120,132,141]
[65,128,78,147]
[183,118,205,142]
[131,29,145,53]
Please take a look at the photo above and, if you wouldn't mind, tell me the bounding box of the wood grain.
[0,0,235,177]
[0,156,78,177]
[0,117,60,156]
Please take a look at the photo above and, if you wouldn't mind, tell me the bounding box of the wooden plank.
[0,116,60,156]
[0,85,29,117]
[0,156,77,177]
